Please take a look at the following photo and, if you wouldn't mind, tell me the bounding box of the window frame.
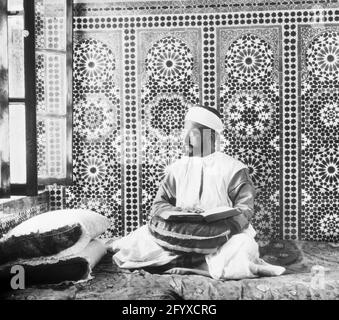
[36,0,73,186]
[23,0,38,196]
[6,0,38,196]
[0,0,73,198]
[0,0,10,198]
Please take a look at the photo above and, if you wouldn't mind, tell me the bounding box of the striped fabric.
[148,215,231,254]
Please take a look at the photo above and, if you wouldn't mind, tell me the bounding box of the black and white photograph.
[0,0,338,304]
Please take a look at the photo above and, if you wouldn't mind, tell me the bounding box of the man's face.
[183,120,202,148]
[183,120,215,157]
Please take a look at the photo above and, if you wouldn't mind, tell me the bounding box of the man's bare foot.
[165,267,211,277]
[164,262,210,277]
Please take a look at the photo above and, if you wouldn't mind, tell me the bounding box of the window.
[0,0,73,198]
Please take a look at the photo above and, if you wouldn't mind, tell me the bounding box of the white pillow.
[3,209,110,259]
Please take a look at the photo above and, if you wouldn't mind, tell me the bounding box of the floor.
[1,240,338,300]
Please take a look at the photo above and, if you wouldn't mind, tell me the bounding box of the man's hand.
[181,206,205,213]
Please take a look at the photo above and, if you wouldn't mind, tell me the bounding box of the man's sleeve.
[227,168,257,234]
[149,170,181,218]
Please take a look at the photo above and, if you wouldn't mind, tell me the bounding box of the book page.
[200,206,234,217]
[159,210,200,220]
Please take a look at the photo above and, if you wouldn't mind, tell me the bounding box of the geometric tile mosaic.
[217,26,283,241]
[67,32,124,238]
[299,25,339,242]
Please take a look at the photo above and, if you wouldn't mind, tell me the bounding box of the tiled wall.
[49,0,338,242]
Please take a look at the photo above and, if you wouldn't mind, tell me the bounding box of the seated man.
[112,106,285,279]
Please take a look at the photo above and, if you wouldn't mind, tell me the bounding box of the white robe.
[112,152,285,280]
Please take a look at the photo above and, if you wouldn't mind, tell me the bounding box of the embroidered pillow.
[148,214,234,254]
[0,209,110,265]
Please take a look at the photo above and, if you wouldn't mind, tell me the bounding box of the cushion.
[0,209,110,265]
[148,214,234,254]
[0,239,107,288]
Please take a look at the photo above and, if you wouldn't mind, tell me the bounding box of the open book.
[159,206,241,223]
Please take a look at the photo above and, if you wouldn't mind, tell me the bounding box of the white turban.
[185,107,224,134]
